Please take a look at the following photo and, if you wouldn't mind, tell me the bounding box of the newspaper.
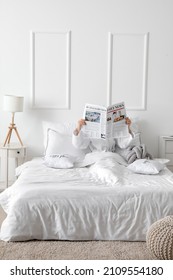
[83,102,129,139]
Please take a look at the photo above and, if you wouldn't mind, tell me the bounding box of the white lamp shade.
[3,95,24,112]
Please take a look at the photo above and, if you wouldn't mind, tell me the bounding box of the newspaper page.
[106,101,129,138]
[83,104,107,139]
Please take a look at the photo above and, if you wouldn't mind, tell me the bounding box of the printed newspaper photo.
[83,102,129,139]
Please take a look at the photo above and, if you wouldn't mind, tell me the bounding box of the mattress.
[0,153,173,241]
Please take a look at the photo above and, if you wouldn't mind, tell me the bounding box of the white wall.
[0,0,173,165]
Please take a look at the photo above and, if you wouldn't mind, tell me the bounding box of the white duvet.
[0,152,173,241]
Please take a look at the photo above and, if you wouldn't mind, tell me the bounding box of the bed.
[0,121,173,242]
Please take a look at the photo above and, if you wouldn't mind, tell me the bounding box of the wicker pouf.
[146,216,173,260]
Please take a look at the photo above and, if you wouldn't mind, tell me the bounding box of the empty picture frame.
[31,31,71,109]
[107,32,149,110]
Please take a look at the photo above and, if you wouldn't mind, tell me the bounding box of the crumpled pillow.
[89,158,120,185]
[127,159,165,175]
[44,154,74,169]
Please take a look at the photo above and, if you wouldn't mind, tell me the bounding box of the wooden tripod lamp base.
[3,124,23,147]
[3,112,23,147]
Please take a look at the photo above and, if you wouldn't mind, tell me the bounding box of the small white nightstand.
[0,143,27,188]
[159,136,173,172]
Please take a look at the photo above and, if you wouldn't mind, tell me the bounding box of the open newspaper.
[83,102,129,139]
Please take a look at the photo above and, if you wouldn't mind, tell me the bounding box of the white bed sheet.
[0,153,173,241]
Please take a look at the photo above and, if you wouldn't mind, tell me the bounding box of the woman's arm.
[116,117,134,149]
[72,119,90,149]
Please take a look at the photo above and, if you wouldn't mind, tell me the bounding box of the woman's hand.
[74,119,86,135]
[125,117,132,133]
[125,117,131,126]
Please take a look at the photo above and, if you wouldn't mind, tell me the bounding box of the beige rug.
[0,206,156,260]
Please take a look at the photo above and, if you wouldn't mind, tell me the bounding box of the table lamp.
[3,95,24,146]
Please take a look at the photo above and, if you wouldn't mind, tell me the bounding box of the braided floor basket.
[146,216,173,260]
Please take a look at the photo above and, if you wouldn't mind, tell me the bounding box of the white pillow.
[89,162,119,185]
[45,129,86,159]
[127,159,165,175]
[44,154,74,169]
[42,121,76,149]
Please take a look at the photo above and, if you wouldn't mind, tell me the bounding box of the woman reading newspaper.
[72,117,135,153]
[72,102,152,163]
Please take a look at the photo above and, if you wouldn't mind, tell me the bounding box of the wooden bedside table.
[159,136,173,172]
[0,143,27,188]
